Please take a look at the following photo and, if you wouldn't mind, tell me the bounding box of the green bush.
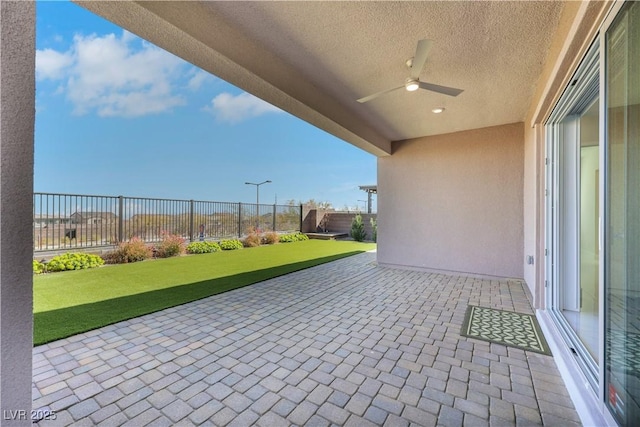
[46,253,104,272]
[104,237,151,264]
[350,214,367,242]
[219,239,243,250]
[279,232,309,243]
[186,241,222,254]
[155,233,186,258]
[33,259,46,274]
[279,234,294,243]
[370,217,377,243]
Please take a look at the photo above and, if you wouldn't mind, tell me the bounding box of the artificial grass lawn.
[34,240,375,345]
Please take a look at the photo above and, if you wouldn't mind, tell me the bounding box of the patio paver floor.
[32,251,580,426]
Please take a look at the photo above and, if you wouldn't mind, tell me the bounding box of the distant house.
[33,214,71,228]
[70,211,117,225]
[129,214,172,223]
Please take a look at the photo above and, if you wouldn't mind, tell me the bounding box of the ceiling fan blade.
[418,81,464,97]
[410,39,433,79]
[357,85,404,103]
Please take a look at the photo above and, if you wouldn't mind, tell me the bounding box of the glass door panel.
[558,100,600,366]
[548,41,601,386]
[579,100,600,362]
[605,2,640,425]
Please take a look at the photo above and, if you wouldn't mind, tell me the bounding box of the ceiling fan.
[357,39,464,103]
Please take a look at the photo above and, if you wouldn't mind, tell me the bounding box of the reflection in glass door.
[577,99,600,363]
[556,95,601,373]
[605,2,640,424]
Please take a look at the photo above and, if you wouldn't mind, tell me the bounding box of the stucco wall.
[0,1,35,423]
[378,123,524,278]
[301,205,333,233]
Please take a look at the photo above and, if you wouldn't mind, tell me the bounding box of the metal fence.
[33,193,301,252]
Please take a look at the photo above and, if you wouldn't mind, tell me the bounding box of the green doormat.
[461,305,552,355]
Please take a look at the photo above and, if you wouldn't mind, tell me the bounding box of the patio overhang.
[76,1,566,157]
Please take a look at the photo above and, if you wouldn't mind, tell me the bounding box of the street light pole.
[245,180,272,230]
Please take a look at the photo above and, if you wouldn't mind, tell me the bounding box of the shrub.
[279,232,309,243]
[370,217,377,243]
[46,253,104,272]
[104,237,151,264]
[186,241,221,254]
[33,259,46,274]
[350,213,367,242]
[262,231,279,245]
[279,234,294,243]
[155,233,186,258]
[219,239,243,250]
[243,232,261,248]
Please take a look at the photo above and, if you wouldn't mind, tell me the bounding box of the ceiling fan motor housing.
[405,78,420,91]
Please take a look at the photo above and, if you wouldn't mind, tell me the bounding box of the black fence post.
[118,195,124,243]
[238,202,242,238]
[272,204,277,232]
[189,199,195,242]
[299,204,303,232]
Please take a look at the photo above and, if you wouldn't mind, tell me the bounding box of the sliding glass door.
[605,2,640,424]
[546,2,639,425]
[547,42,601,386]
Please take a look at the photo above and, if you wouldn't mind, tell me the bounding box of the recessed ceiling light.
[432,107,445,114]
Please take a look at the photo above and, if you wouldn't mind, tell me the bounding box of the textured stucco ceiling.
[77,1,565,156]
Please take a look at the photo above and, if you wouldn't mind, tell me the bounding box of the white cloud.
[204,92,282,124]
[186,69,216,91]
[36,48,73,80]
[36,31,186,117]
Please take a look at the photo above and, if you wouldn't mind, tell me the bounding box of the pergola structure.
[358,185,377,214]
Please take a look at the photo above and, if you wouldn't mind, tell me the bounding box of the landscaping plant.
[370,217,377,243]
[104,237,151,264]
[262,231,279,245]
[219,239,243,250]
[46,253,104,272]
[186,241,221,254]
[243,232,261,248]
[155,233,186,258]
[33,260,46,274]
[279,232,309,243]
[350,213,367,242]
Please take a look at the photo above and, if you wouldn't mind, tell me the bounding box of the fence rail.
[33,193,301,252]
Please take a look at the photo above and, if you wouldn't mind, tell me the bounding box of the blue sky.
[35,2,376,211]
